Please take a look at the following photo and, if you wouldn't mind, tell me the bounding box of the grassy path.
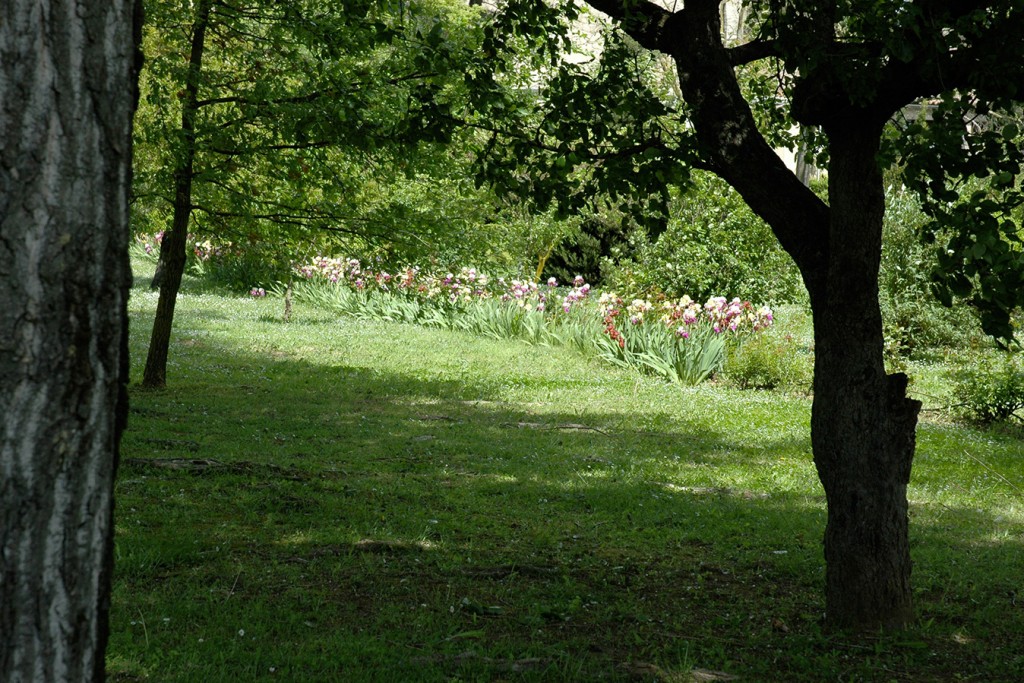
[109,269,1024,681]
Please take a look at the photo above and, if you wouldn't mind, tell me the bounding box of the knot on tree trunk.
[885,372,923,421]
[885,372,921,484]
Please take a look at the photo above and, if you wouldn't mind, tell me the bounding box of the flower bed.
[294,257,774,385]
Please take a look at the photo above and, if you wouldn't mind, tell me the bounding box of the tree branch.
[581,0,676,53]
[728,39,779,66]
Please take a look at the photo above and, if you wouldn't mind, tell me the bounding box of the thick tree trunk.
[0,1,139,680]
[142,0,213,388]
[810,125,922,630]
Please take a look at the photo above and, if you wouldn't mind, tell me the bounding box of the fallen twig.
[961,450,1024,498]
[505,421,609,435]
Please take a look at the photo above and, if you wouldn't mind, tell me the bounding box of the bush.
[545,206,632,287]
[879,189,976,357]
[602,172,805,305]
[950,354,1024,424]
[195,242,292,292]
[723,331,813,392]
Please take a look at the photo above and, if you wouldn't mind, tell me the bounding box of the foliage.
[465,4,693,231]
[898,95,1024,341]
[951,353,1024,425]
[602,173,805,305]
[133,0,493,276]
[879,187,977,357]
[724,332,813,392]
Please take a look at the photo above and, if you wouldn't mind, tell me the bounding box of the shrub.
[602,172,805,305]
[723,332,813,392]
[879,189,976,357]
[950,354,1024,424]
[132,231,291,292]
[545,206,632,287]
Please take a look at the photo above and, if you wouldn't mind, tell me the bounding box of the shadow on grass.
[115,320,1024,682]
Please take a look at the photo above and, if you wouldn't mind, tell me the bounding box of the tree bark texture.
[810,126,921,629]
[142,0,212,388]
[0,0,139,680]
[590,0,921,630]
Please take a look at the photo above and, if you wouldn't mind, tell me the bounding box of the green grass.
[111,262,1024,681]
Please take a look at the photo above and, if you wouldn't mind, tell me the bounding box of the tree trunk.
[142,0,213,388]
[0,0,140,680]
[810,124,922,630]
[585,0,927,632]
[661,0,919,630]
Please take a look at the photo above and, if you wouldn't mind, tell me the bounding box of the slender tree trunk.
[0,0,140,680]
[143,0,213,388]
[809,124,921,630]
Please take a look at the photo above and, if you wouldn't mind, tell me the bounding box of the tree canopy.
[465,0,1024,337]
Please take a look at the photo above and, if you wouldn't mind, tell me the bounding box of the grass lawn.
[109,262,1024,682]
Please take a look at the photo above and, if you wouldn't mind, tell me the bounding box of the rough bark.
[142,0,213,388]
[810,124,921,629]
[0,0,139,680]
